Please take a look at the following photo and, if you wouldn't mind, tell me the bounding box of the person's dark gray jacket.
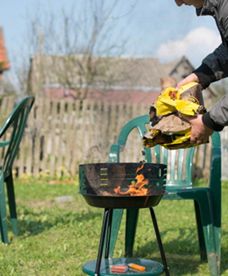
[193,0,228,131]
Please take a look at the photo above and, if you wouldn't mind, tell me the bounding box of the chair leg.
[194,200,207,261]
[109,208,139,258]
[212,225,221,275]
[197,196,220,276]
[5,173,18,236]
[0,178,9,243]
[109,209,124,257]
[210,189,221,275]
[125,208,139,257]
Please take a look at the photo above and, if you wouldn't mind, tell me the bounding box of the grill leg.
[105,209,113,258]
[95,208,110,276]
[149,207,170,276]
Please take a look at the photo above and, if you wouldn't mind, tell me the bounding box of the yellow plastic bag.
[143,82,206,149]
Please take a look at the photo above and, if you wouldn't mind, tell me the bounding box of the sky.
[0,0,221,77]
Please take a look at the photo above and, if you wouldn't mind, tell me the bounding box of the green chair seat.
[107,114,221,276]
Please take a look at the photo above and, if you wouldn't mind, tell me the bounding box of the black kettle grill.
[79,162,170,276]
[79,162,167,208]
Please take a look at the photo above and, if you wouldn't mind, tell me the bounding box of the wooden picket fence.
[1,95,149,177]
[0,95,224,179]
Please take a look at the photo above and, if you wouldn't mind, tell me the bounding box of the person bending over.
[174,0,228,144]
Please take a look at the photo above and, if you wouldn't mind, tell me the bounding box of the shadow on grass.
[134,227,228,275]
[16,209,101,237]
[133,227,200,275]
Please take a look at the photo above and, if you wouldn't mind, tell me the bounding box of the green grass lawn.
[0,178,228,276]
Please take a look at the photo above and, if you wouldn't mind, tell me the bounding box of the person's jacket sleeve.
[191,0,228,130]
[193,44,228,131]
[193,43,228,89]
[193,0,228,89]
[202,94,228,131]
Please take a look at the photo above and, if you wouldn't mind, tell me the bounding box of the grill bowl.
[79,162,167,208]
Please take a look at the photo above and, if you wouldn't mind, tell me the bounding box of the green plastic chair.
[0,96,35,243]
[108,114,221,276]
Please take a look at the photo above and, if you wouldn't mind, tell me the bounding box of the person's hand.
[185,114,213,144]
[177,73,200,88]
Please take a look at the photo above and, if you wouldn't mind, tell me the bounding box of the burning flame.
[114,162,149,196]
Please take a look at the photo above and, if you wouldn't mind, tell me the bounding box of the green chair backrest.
[0,96,35,178]
[108,114,195,188]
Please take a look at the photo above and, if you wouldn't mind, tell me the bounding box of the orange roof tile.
[0,27,10,72]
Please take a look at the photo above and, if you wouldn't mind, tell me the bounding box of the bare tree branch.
[13,0,137,98]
